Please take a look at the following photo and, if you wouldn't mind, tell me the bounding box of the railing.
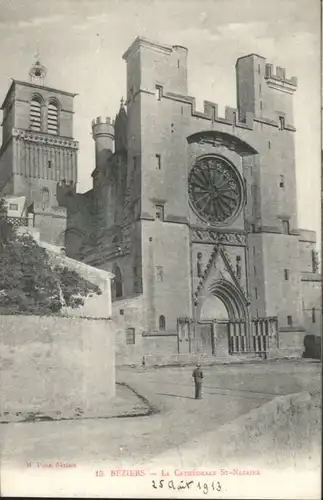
[6,216,28,228]
[228,317,278,354]
[251,317,278,353]
[228,321,248,354]
[229,334,248,353]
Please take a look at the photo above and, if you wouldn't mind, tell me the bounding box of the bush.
[0,199,14,249]
[0,232,101,315]
[54,265,102,309]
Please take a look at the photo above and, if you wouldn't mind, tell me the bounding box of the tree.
[0,230,101,315]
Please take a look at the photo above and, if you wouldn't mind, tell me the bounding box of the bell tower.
[0,58,79,245]
[0,58,79,206]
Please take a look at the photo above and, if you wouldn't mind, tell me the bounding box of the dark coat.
[192,367,204,384]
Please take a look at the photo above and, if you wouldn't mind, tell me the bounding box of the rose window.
[188,156,243,224]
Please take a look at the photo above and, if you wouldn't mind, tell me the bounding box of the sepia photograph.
[0,0,321,498]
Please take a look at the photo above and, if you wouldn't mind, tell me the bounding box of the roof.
[123,36,173,60]
[235,53,266,66]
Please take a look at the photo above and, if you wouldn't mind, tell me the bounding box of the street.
[0,359,320,470]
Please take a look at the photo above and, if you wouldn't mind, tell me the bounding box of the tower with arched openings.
[0,57,79,245]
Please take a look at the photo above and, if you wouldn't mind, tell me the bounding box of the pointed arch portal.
[207,279,248,322]
[197,279,249,356]
[201,295,229,322]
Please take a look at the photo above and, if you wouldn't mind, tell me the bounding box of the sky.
[0,0,321,243]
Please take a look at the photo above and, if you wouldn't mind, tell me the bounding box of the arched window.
[159,315,166,331]
[30,97,42,131]
[40,187,50,209]
[47,100,59,135]
[112,265,123,299]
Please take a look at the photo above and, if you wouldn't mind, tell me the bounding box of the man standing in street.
[192,363,204,399]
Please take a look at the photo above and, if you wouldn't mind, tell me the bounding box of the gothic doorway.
[197,279,248,356]
[198,294,229,355]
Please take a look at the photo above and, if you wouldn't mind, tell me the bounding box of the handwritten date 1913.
[152,479,222,494]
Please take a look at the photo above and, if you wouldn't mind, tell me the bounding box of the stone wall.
[301,276,321,337]
[114,321,309,367]
[116,330,178,366]
[298,229,317,273]
[33,207,67,246]
[269,329,307,359]
[0,315,114,420]
[0,242,115,421]
[146,391,320,499]
[0,140,13,195]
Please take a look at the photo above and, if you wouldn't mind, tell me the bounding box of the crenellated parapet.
[151,86,296,131]
[162,89,254,129]
[265,64,297,93]
[92,116,114,139]
[57,179,76,189]
[92,116,115,164]
[56,179,77,205]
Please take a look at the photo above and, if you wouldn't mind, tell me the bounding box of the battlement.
[57,179,75,188]
[265,63,297,93]
[122,37,297,130]
[92,116,113,127]
[164,90,254,129]
[161,85,296,131]
[92,116,115,143]
[56,179,77,208]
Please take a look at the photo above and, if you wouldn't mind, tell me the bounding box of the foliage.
[0,230,102,315]
[0,198,14,249]
[54,265,102,309]
[0,234,60,314]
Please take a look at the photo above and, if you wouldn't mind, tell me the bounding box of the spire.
[114,96,128,154]
[29,50,47,85]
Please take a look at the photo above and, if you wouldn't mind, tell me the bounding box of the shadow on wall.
[302,335,321,360]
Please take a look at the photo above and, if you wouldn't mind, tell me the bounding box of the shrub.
[54,265,102,309]
[0,199,14,249]
[0,232,101,315]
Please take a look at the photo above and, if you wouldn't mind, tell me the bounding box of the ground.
[0,359,320,472]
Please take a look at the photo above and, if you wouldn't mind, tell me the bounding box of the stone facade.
[58,37,321,363]
[1,38,320,363]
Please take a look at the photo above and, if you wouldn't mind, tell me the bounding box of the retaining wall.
[146,391,320,470]
[0,315,114,420]
[0,242,115,421]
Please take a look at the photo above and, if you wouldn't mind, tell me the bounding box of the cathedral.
[0,37,321,363]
